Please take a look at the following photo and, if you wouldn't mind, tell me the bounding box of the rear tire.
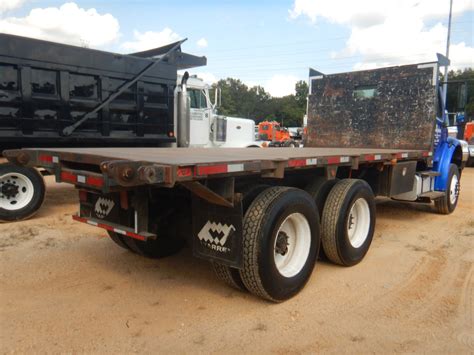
[212,184,269,291]
[0,164,45,222]
[107,231,132,251]
[239,187,320,302]
[123,235,185,259]
[305,177,339,218]
[321,179,375,266]
[212,262,247,290]
[435,163,460,214]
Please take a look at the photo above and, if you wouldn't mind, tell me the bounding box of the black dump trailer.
[0,34,205,221]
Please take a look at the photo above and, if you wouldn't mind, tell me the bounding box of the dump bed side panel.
[0,34,194,150]
[305,63,438,150]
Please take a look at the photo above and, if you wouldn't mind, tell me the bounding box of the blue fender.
[433,137,461,191]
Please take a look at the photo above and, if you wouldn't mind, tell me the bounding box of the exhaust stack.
[177,72,190,147]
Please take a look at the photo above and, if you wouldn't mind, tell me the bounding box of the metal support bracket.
[181,178,235,208]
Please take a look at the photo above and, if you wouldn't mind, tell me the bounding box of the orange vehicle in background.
[464,121,473,142]
[258,121,299,147]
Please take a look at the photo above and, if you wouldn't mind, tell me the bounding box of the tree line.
[211,79,308,127]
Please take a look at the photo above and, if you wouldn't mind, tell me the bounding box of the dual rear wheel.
[213,179,376,302]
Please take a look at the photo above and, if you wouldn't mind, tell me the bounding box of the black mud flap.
[80,191,134,229]
[192,195,243,269]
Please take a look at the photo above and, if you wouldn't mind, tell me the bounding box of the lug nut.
[122,167,134,181]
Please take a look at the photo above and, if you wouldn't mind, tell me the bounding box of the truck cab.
[177,75,261,148]
[258,121,298,147]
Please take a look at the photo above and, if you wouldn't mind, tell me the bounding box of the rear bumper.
[72,215,152,241]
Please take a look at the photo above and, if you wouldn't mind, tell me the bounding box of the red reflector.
[177,167,193,177]
[61,171,77,183]
[288,159,306,167]
[38,155,53,163]
[196,164,227,176]
[365,155,375,161]
[327,157,340,165]
[86,176,104,187]
[422,151,429,157]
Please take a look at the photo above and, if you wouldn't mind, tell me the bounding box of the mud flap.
[192,195,243,268]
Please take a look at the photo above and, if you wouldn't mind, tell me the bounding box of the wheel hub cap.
[1,182,19,199]
[275,232,289,256]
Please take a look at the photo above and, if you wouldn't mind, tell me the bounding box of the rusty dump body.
[305,62,439,150]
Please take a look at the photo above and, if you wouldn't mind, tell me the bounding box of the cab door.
[188,88,212,146]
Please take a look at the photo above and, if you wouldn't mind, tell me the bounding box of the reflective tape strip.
[327,157,340,164]
[72,215,147,241]
[177,167,193,177]
[86,176,104,187]
[113,228,127,235]
[196,164,227,176]
[227,163,244,172]
[38,155,53,163]
[288,159,306,167]
[61,171,77,183]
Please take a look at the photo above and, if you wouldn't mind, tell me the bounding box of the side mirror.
[213,87,221,109]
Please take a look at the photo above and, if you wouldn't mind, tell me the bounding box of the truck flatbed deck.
[24,146,428,165]
[5,147,433,190]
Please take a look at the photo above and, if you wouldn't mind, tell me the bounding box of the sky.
[0,0,473,97]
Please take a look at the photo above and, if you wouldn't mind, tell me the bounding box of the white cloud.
[0,0,26,14]
[121,28,181,52]
[196,37,208,48]
[290,0,474,70]
[265,74,299,97]
[0,2,120,48]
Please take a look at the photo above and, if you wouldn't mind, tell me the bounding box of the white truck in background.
[177,74,261,148]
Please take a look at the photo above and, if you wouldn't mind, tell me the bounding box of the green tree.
[212,77,308,127]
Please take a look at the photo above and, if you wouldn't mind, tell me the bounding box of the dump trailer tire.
[123,235,185,259]
[0,164,46,222]
[321,179,375,267]
[212,262,247,290]
[305,177,339,218]
[239,187,320,302]
[107,231,132,251]
[211,184,270,291]
[435,164,460,215]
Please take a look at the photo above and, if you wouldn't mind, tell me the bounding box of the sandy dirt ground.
[1,169,473,353]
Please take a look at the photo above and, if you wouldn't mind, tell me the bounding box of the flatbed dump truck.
[4,56,469,302]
